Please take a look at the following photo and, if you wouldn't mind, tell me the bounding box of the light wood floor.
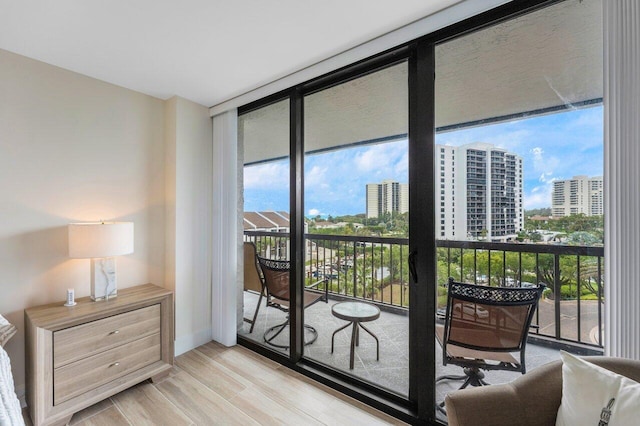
[23,341,406,426]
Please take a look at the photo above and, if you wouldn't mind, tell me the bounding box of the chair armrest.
[305,278,329,302]
[445,357,640,426]
[445,383,530,426]
[306,278,328,289]
[445,360,563,426]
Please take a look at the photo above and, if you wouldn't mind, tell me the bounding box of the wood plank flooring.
[23,341,406,425]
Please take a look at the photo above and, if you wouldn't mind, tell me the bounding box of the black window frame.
[237,1,562,424]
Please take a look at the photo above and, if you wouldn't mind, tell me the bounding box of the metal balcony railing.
[244,230,604,350]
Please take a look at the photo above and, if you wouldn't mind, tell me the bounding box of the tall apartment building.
[366,180,408,219]
[552,175,603,217]
[436,143,524,241]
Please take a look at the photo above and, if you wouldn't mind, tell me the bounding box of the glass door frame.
[296,51,418,406]
[237,1,560,423]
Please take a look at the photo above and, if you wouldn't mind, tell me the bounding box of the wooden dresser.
[25,284,174,426]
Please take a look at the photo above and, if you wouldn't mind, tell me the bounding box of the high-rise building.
[436,142,524,241]
[552,175,603,217]
[366,180,408,219]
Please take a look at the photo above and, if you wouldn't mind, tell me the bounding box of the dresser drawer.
[53,304,160,368]
[54,333,161,405]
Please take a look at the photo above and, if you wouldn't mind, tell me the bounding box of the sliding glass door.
[237,1,603,423]
[302,61,411,396]
[239,99,292,350]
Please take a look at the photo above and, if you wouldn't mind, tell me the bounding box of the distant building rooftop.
[244,211,290,231]
[528,215,554,221]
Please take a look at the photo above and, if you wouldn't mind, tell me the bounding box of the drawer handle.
[109,330,120,335]
[109,362,120,368]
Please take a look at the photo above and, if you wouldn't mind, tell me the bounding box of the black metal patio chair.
[436,277,545,411]
[257,255,328,349]
[243,242,265,333]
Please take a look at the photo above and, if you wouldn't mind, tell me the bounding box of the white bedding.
[0,316,16,348]
[0,315,24,426]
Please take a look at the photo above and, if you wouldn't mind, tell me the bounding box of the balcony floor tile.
[241,292,564,410]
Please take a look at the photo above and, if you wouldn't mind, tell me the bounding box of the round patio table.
[331,301,380,369]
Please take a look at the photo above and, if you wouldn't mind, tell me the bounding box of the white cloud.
[354,142,408,180]
[244,161,289,189]
[308,208,322,216]
[354,146,384,173]
[538,172,554,183]
[568,107,603,131]
[531,147,544,160]
[529,146,559,178]
[524,187,552,209]
[305,165,327,187]
[524,179,555,209]
[394,150,408,176]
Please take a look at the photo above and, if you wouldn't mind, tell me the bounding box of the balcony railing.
[244,230,604,350]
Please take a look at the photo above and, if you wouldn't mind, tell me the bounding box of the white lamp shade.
[68,222,134,258]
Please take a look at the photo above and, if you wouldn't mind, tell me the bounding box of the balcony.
[242,231,604,401]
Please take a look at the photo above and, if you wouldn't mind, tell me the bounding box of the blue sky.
[244,106,603,216]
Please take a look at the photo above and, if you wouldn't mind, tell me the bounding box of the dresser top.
[25,283,173,330]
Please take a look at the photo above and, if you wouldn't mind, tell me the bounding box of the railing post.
[554,253,561,340]
[473,249,477,284]
[243,230,604,349]
[597,256,603,346]
[488,249,491,285]
[353,241,357,298]
[502,251,506,286]
[576,255,582,343]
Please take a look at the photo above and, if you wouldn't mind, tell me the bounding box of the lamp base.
[90,257,118,301]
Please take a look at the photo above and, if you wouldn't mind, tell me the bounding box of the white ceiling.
[0,0,461,107]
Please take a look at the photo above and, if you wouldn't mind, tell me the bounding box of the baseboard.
[174,326,213,356]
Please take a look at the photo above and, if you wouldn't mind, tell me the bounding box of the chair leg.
[436,367,488,388]
[436,367,490,410]
[436,374,468,382]
[459,375,474,390]
[264,318,290,348]
[264,318,319,349]
[249,291,264,334]
[303,324,319,346]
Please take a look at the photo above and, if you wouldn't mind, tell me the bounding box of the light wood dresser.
[25,283,174,426]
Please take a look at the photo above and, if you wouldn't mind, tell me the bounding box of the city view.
[243,105,605,398]
[245,106,604,245]
[244,104,604,327]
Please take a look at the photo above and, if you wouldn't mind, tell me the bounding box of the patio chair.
[243,242,265,333]
[436,278,545,410]
[257,255,329,349]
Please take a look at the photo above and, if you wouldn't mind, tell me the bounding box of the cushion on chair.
[436,324,519,365]
[445,356,640,426]
[556,351,640,426]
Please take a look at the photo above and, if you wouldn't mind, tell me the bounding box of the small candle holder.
[64,288,77,307]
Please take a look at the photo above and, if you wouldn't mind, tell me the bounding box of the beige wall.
[0,49,166,397]
[165,97,213,354]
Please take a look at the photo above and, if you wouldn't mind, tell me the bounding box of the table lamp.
[68,222,134,301]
